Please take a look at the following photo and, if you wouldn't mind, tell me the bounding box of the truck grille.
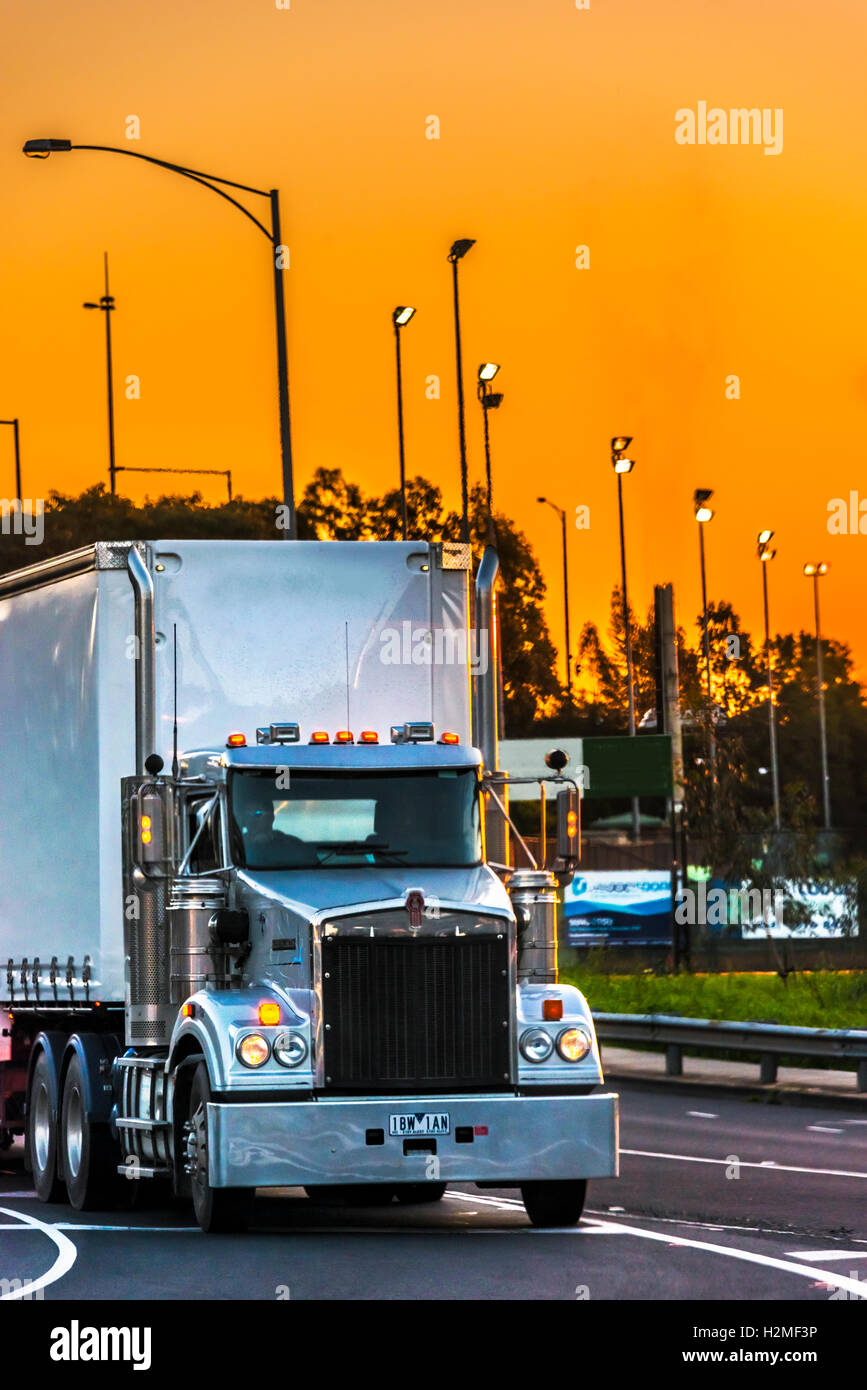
[322,935,511,1091]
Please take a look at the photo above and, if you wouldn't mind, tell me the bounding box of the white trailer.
[0,538,617,1230]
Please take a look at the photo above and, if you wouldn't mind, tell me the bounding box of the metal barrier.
[592,1012,867,1091]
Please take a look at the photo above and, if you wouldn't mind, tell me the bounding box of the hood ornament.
[405,889,425,930]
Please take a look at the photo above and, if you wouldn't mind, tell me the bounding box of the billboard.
[563,870,673,947]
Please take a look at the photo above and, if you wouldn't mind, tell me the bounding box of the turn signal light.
[359,731,379,744]
[334,730,354,744]
[226,732,247,747]
[543,998,563,1022]
[258,1000,281,1026]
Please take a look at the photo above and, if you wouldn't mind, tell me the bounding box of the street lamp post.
[477,363,502,534]
[447,239,475,544]
[22,137,296,535]
[392,306,416,540]
[537,496,572,701]
[83,252,117,495]
[758,531,781,831]
[0,418,22,497]
[694,489,717,778]
[612,437,640,841]
[804,562,832,830]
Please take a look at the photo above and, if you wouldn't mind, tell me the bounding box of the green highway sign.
[581,735,673,799]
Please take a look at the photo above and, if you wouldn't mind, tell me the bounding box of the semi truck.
[0,537,618,1232]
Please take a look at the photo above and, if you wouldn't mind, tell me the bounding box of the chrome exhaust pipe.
[127,546,155,774]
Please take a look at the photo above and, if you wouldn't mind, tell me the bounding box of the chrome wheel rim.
[65,1086,84,1178]
[32,1081,51,1173]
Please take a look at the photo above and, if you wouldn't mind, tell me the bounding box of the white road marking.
[786,1250,867,1263]
[622,1147,867,1179]
[0,1205,77,1300]
[587,1206,867,1242]
[581,1217,867,1298]
[807,1125,844,1134]
[687,1111,718,1119]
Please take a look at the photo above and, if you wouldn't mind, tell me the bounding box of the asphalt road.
[2,1081,866,1301]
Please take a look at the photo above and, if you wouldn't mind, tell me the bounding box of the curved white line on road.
[0,1205,77,1301]
[584,1217,867,1298]
[622,1148,867,1179]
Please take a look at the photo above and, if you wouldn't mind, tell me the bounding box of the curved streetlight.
[537,496,571,700]
[0,418,22,498]
[392,306,416,539]
[23,137,295,536]
[447,238,475,543]
[694,488,716,778]
[612,436,639,840]
[83,252,118,494]
[803,562,832,830]
[477,363,502,532]
[757,530,781,830]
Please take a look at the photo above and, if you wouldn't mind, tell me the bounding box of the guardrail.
[592,1012,867,1092]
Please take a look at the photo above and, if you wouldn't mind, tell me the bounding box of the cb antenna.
[172,622,179,780]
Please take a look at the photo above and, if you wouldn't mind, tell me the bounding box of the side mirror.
[555,786,579,868]
[209,909,250,945]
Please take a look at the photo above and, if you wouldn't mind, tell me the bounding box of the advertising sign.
[563,869,672,946]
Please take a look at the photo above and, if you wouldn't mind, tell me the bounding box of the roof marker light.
[439,731,460,745]
[226,732,247,748]
[309,731,330,744]
[359,731,379,744]
[334,730,354,744]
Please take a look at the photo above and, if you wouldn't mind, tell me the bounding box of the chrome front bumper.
[207,1091,619,1188]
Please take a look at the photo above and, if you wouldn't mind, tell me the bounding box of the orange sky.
[3,0,866,683]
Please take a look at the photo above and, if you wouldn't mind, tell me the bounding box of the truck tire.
[60,1053,121,1211]
[520,1180,587,1228]
[27,1050,63,1203]
[394,1183,447,1205]
[186,1063,254,1234]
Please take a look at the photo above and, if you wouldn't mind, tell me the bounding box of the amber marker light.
[258,1000,281,1027]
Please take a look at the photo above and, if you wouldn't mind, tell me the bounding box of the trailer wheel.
[394,1183,447,1205]
[186,1063,254,1233]
[60,1054,121,1211]
[27,1051,63,1203]
[520,1180,587,1228]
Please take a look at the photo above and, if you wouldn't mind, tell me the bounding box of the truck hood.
[235,864,513,921]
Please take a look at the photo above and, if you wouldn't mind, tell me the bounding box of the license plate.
[389,1112,450,1137]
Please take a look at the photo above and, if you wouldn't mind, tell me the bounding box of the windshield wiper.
[315,840,409,865]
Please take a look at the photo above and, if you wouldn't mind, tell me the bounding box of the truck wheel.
[27,1051,63,1203]
[60,1054,121,1211]
[520,1180,587,1227]
[395,1183,447,1205]
[186,1063,254,1234]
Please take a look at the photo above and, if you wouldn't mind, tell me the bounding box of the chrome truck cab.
[117,722,618,1232]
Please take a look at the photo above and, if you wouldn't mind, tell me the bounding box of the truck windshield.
[228,768,482,870]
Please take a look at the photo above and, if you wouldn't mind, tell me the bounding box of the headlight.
[519,1027,554,1063]
[557,1026,592,1062]
[236,1032,271,1068]
[273,1031,308,1068]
